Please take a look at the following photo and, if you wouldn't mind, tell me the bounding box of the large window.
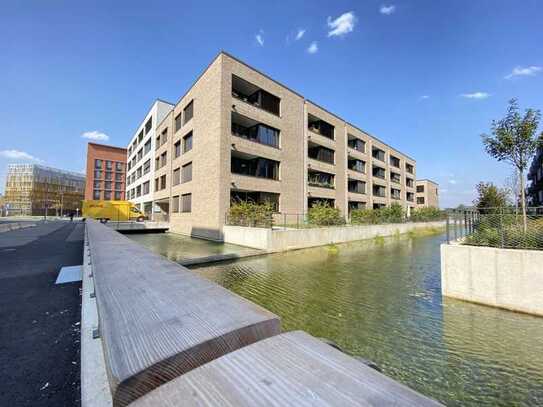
[348,159,365,173]
[232,75,281,116]
[417,197,425,205]
[172,196,179,213]
[173,168,180,186]
[390,155,401,168]
[348,136,365,152]
[145,117,152,134]
[183,101,193,124]
[181,193,192,213]
[182,162,192,183]
[348,180,366,194]
[231,155,279,180]
[231,117,279,148]
[308,145,334,164]
[372,165,386,179]
[417,185,424,193]
[183,131,193,152]
[391,188,401,200]
[372,147,385,162]
[308,115,334,140]
[308,171,334,189]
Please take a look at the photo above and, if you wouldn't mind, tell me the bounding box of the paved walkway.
[0,221,83,406]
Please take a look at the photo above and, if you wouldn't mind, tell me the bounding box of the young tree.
[473,182,509,212]
[481,98,542,231]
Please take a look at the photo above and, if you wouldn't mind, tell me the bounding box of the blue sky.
[1,0,542,207]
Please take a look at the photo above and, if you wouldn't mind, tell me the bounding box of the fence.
[446,207,543,250]
[225,211,447,230]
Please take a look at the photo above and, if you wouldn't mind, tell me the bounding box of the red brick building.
[84,143,127,201]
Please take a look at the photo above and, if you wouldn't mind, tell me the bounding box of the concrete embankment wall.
[0,221,36,233]
[224,221,446,251]
[441,242,543,316]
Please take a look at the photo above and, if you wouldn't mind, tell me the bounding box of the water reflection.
[193,234,543,407]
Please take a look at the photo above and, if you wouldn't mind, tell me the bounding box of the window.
[174,141,181,158]
[161,129,168,146]
[143,159,150,174]
[390,156,401,168]
[114,191,122,200]
[136,166,142,179]
[94,170,102,179]
[172,196,179,213]
[155,157,160,170]
[417,185,425,193]
[138,130,144,143]
[406,178,414,188]
[145,117,152,134]
[155,178,159,191]
[308,145,334,164]
[231,115,279,148]
[105,181,112,190]
[115,173,122,181]
[173,167,180,185]
[417,197,425,205]
[93,190,100,200]
[93,180,101,189]
[348,159,365,173]
[160,151,167,167]
[105,171,112,180]
[182,162,192,183]
[115,162,123,172]
[348,180,366,194]
[115,182,122,190]
[232,75,281,116]
[406,163,414,174]
[136,185,141,197]
[372,165,386,179]
[183,101,193,124]
[348,136,365,152]
[95,159,102,169]
[144,139,151,154]
[175,113,182,132]
[137,149,143,161]
[308,116,334,139]
[143,181,150,195]
[372,147,386,162]
[391,172,401,184]
[106,160,112,170]
[183,131,193,152]
[127,161,132,171]
[391,188,401,200]
[231,156,279,180]
[104,191,112,200]
[181,193,192,212]
[160,174,166,190]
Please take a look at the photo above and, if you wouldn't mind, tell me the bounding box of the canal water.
[129,231,543,406]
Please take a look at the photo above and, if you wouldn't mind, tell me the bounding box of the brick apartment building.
[415,179,439,208]
[84,143,127,201]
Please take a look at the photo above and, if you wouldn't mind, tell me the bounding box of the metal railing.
[446,207,543,250]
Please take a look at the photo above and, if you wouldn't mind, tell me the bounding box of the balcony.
[372,147,385,162]
[308,114,334,140]
[348,179,366,194]
[308,197,335,209]
[231,151,279,181]
[348,201,366,212]
[390,155,400,168]
[406,192,415,202]
[373,184,386,198]
[308,141,335,165]
[406,178,414,188]
[232,75,280,116]
[231,190,279,212]
[391,172,401,184]
[390,188,401,200]
[348,158,365,173]
[347,134,365,153]
[372,165,386,180]
[308,170,335,189]
[406,163,414,175]
[231,112,279,148]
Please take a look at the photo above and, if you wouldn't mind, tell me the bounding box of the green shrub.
[410,207,446,222]
[227,200,274,228]
[307,201,345,226]
[351,203,405,225]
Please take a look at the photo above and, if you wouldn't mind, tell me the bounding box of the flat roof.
[88,142,127,152]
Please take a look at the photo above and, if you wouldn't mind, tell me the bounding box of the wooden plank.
[86,220,281,406]
[129,331,443,407]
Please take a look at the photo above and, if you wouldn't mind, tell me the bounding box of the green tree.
[481,98,542,231]
[473,182,508,212]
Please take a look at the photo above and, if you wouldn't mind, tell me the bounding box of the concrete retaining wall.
[224,221,446,251]
[0,222,36,233]
[441,243,543,316]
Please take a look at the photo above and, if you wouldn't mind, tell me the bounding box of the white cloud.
[460,92,490,99]
[504,65,542,79]
[256,29,264,46]
[295,29,306,41]
[0,149,43,162]
[82,130,109,141]
[327,11,357,37]
[420,95,430,100]
[307,41,318,54]
[449,179,457,185]
[380,5,396,15]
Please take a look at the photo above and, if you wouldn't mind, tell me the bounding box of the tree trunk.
[519,169,527,233]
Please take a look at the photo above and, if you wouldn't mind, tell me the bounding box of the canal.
[128,231,543,406]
